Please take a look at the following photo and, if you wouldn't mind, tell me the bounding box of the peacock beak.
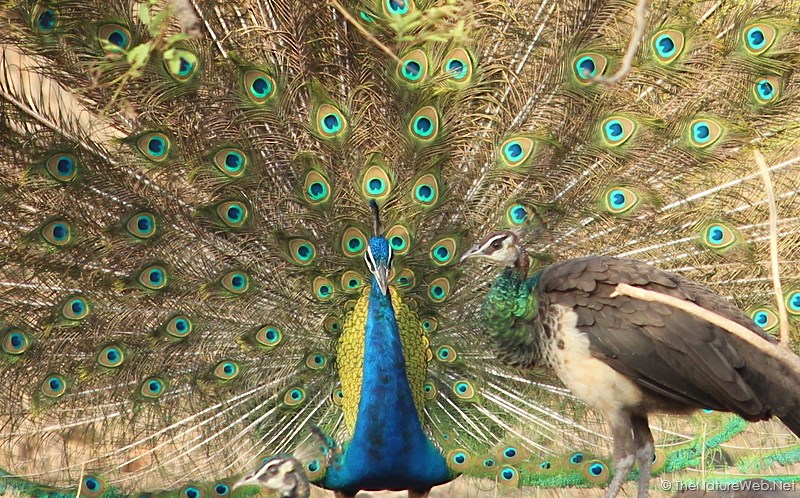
[374,264,390,295]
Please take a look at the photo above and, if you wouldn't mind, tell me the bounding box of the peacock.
[0,0,799,497]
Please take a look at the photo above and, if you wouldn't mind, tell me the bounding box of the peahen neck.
[481,268,548,369]
[324,278,451,494]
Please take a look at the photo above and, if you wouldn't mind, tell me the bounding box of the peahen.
[0,0,799,497]
[460,232,800,497]
[235,454,312,498]
[232,426,334,498]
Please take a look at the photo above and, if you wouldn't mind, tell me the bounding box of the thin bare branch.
[75,458,87,498]
[328,0,401,64]
[590,0,648,85]
[754,150,791,346]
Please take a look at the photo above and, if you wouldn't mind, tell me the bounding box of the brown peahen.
[0,0,799,497]
[461,232,800,498]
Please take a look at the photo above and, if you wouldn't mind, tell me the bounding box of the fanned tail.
[0,0,799,496]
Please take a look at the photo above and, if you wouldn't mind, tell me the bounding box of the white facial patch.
[479,233,509,255]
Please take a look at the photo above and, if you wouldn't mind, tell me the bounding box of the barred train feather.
[0,0,799,497]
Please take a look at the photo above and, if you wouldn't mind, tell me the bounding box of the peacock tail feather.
[0,0,799,496]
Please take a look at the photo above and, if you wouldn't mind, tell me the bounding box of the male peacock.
[0,0,799,498]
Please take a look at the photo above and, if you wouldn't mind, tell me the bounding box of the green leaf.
[127,43,152,70]
[138,3,151,26]
[165,33,191,49]
[150,9,171,37]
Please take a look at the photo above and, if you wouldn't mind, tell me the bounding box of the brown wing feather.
[538,256,779,419]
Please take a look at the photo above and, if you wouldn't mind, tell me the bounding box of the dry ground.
[309,477,800,498]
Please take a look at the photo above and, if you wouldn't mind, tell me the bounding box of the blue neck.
[322,278,451,494]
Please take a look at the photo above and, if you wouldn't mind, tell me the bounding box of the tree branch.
[590,0,648,85]
[754,150,791,346]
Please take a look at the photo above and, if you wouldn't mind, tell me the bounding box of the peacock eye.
[364,250,376,272]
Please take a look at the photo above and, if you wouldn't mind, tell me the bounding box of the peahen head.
[233,455,310,498]
[460,231,529,276]
[365,200,393,295]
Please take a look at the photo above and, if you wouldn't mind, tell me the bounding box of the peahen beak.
[459,245,483,263]
[232,474,255,490]
[373,263,390,295]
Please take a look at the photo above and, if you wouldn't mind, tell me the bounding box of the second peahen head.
[234,455,310,498]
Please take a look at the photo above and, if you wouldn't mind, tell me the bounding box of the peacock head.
[460,231,528,275]
[233,455,310,498]
[365,200,393,295]
[365,236,393,296]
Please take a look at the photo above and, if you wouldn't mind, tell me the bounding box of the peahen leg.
[632,415,655,498]
[603,413,637,498]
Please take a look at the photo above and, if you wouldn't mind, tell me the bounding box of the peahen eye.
[491,240,502,249]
